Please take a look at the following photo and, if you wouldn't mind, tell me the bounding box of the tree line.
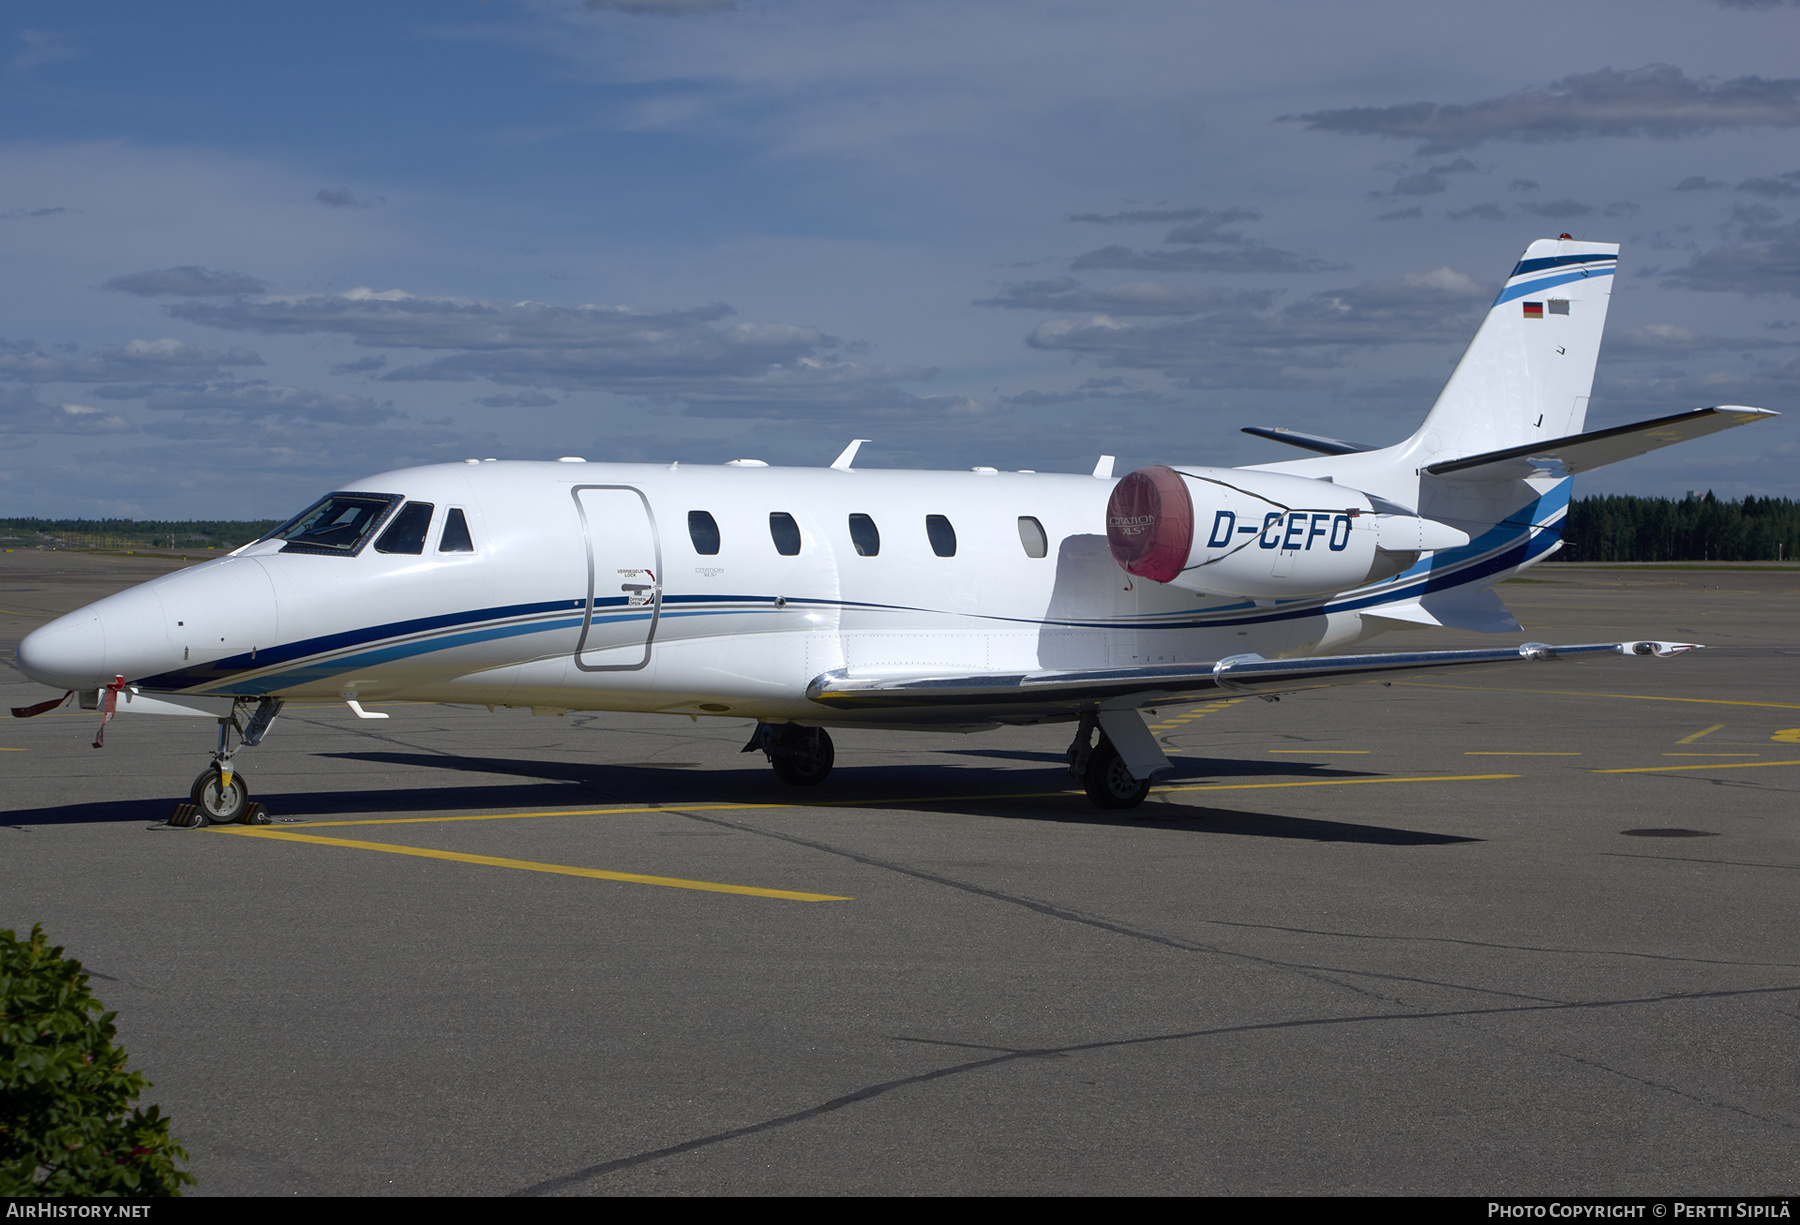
[4,496,1798,562]
[0,518,280,551]
[1553,493,1800,563]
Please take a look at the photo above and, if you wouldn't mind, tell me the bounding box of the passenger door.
[571,485,661,672]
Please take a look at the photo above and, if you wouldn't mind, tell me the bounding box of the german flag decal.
[1522,301,1544,318]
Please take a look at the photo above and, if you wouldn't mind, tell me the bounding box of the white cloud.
[582,0,735,13]
[1661,213,1800,295]
[8,30,80,75]
[974,277,1275,316]
[103,266,269,296]
[315,188,386,210]
[167,288,932,407]
[0,387,134,435]
[0,337,265,384]
[1293,64,1800,153]
[1025,269,1491,390]
[143,381,398,424]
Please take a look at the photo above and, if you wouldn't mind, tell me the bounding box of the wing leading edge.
[806,640,1698,713]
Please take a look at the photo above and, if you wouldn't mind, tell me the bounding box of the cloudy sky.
[3,0,1798,519]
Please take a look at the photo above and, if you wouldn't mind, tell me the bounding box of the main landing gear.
[743,722,835,786]
[184,697,283,824]
[1067,715,1152,810]
[740,717,1152,807]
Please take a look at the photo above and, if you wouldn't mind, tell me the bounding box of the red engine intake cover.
[1106,465,1194,583]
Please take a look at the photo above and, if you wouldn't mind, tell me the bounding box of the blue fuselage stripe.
[138,486,1567,696]
[1495,266,1616,305]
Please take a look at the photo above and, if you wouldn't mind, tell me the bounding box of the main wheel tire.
[190,767,250,823]
[1083,739,1150,809]
[770,728,834,786]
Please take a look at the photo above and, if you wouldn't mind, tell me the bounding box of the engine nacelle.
[1105,465,1467,599]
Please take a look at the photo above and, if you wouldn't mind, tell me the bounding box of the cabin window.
[269,492,400,556]
[1017,516,1048,559]
[438,508,474,553]
[769,512,802,556]
[848,513,880,557]
[926,514,957,558]
[688,510,720,555]
[375,501,435,554]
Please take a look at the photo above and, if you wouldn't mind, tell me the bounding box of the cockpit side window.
[270,492,401,556]
[375,502,435,554]
[438,507,475,553]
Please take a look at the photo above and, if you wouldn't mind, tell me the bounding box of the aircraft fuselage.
[23,459,1389,729]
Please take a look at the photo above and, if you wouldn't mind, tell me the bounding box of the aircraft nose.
[15,585,173,693]
[16,610,108,691]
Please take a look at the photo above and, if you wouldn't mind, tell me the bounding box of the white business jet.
[11,238,1778,818]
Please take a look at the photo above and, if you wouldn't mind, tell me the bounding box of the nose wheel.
[191,766,250,823]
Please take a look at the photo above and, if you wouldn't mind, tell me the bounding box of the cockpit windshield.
[265,492,401,556]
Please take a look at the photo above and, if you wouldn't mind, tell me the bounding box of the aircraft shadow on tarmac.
[303,747,1378,798]
[940,747,1367,780]
[1130,806,1481,845]
[1,749,1480,845]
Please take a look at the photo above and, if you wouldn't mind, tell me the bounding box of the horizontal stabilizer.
[806,640,1697,713]
[1241,426,1373,456]
[1425,406,1777,481]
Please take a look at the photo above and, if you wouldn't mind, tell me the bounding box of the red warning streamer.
[10,691,72,719]
[92,676,125,749]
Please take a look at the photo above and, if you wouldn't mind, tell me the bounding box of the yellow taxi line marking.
[1267,749,1369,754]
[1158,773,1517,795]
[1593,760,1800,775]
[1677,723,1728,744]
[1662,753,1759,757]
[214,829,850,901]
[255,773,1518,829]
[255,800,800,828]
[1390,683,1800,710]
[1465,751,1581,756]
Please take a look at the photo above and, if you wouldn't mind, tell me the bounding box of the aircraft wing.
[1424,406,1776,481]
[805,640,1697,713]
[1240,426,1375,456]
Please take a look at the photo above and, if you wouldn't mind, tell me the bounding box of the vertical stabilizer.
[1411,239,1617,461]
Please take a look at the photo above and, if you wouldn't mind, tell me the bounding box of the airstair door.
[572,485,661,672]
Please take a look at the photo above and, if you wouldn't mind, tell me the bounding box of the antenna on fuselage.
[830,439,872,470]
[1092,455,1115,479]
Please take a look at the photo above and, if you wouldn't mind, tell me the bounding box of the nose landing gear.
[179,697,283,825]
[743,722,836,786]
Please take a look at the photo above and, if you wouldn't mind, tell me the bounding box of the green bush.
[0,925,195,1196]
